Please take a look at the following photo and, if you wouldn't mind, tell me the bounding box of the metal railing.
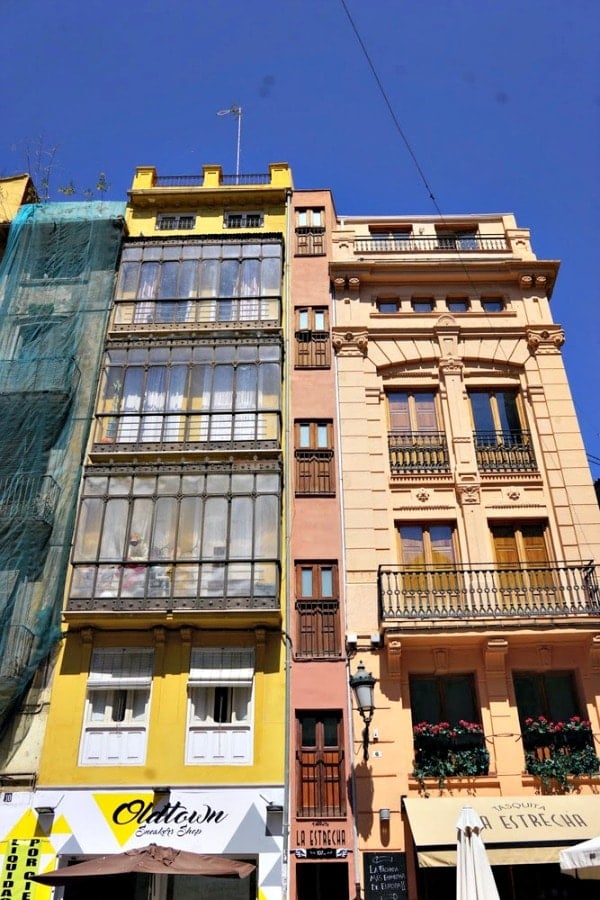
[295,600,341,658]
[154,173,271,187]
[0,475,59,525]
[93,410,281,448]
[112,296,281,329]
[68,559,280,612]
[474,430,537,472]
[221,173,270,185]
[388,432,450,473]
[379,562,599,620]
[354,235,509,253]
[294,449,335,495]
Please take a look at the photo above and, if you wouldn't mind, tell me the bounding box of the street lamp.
[349,660,376,761]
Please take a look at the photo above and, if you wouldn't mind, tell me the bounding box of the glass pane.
[514,674,544,722]
[323,715,339,746]
[429,526,455,565]
[158,261,178,298]
[89,690,110,722]
[220,260,239,297]
[229,497,253,558]
[99,499,129,559]
[199,259,219,297]
[254,495,277,557]
[298,310,309,329]
[202,497,228,558]
[177,497,202,559]
[545,673,579,722]
[410,677,442,724]
[139,262,159,298]
[497,392,522,436]
[400,526,425,566]
[260,257,281,295]
[314,310,325,330]
[152,497,177,558]
[116,261,139,299]
[445,676,476,724]
[316,424,329,447]
[299,424,311,447]
[301,568,313,597]
[301,716,317,746]
[73,499,103,560]
[470,393,494,432]
[321,567,334,597]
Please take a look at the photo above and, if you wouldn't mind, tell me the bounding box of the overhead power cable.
[339,0,441,213]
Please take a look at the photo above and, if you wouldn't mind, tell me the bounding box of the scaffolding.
[0,201,125,730]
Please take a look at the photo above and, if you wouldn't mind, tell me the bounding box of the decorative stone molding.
[153,626,166,647]
[507,490,521,501]
[439,356,464,376]
[180,627,192,646]
[80,627,94,645]
[590,635,600,673]
[519,275,533,288]
[331,328,368,356]
[484,638,508,675]
[537,645,552,669]
[456,483,481,505]
[385,635,402,678]
[348,276,360,291]
[433,648,448,674]
[526,327,565,355]
[416,490,430,503]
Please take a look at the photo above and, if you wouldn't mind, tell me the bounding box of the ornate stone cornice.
[526,326,565,355]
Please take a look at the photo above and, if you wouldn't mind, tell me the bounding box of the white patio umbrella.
[456,805,500,900]
[559,835,600,880]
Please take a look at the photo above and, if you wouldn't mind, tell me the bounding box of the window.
[436,229,479,251]
[398,524,456,568]
[113,239,282,327]
[446,297,469,312]
[410,674,478,726]
[79,648,153,766]
[397,524,459,608]
[481,296,504,312]
[294,308,330,368]
[95,341,281,446]
[491,522,554,602]
[297,712,345,816]
[388,392,438,433]
[186,647,254,764]
[369,227,412,249]
[376,299,399,313]
[224,212,264,229]
[295,422,335,495]
[295,208,325,255]
[514,672,581,726]
[387,393,448,473]
[70,467,280,605]
[410,675,488,777]
[295,563,340,658]
[411,297,434,312]
[470,390,535,471]
[156,214,196,231]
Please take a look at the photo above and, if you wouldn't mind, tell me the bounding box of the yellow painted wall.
[38,628,286,788]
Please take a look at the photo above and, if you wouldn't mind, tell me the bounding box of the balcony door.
[491,522,555,608]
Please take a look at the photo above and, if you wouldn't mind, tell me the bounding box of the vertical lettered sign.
[0,839,44,900]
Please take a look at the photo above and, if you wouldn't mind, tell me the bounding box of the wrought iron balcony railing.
[379,562,599,621]
[474,430,537,472]
[154,173,271,187]
[93,409,281,449]
[68,559,280,612]
[388,432,450,474]
[112,295,281,329]
[0,475,60,526]
[354,235,509,254]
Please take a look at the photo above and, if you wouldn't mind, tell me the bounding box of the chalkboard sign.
[363,852,408,900]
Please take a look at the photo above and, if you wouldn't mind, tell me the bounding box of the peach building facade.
[329,214,600,899]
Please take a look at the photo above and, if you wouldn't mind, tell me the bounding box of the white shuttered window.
[186,648,254,765]
[79,648,153,766]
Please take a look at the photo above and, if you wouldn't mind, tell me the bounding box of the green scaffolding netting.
[0,201,125,731]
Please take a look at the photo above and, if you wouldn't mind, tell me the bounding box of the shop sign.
[0,840,47,900]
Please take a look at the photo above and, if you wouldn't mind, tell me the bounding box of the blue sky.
[2,0,599,469]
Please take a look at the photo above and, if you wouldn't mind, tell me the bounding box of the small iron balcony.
[0,475,59,527]
[379,562,599,621]
[354,235,509,254]
[474,430,537,472]
[388,432,450,474]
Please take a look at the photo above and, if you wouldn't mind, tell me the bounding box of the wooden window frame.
[295,563,340,659]
[294,422,335,496]
[294,307,330,368]
[296,711,345,817]
[409,673,479,726]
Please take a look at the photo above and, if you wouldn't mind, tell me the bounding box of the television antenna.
[217,105,242,181]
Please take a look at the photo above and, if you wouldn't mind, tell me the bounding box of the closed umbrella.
[456,805,500,900]
[31,843,255,883]
[559,835,600,880]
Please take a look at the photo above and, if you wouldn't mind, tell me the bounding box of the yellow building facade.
[31,163,293,900]
[332,214,600,899]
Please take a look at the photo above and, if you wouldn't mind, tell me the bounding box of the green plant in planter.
[522,716,600,792]
[525,746,600,793]
[412,721,489,791]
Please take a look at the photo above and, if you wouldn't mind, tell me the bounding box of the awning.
[403,796,600,867]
